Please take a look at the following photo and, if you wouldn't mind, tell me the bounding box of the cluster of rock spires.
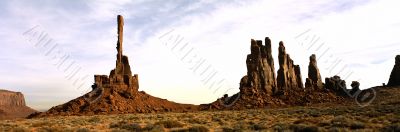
[29,15,197,117]
[200,38,353,110]
[0,89,36,119]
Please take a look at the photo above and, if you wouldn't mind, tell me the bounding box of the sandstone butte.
[0,89,36,119]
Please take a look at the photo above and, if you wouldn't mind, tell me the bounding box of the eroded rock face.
[305,54,323,90]
[0,89,37,119]
[30,15,197,118]
[277,42,304,94]
[0,90,25,106]
[387,55,400,86]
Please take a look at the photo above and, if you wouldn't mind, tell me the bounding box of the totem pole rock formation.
[276,42,304,94]
[387,55,400,86]
[305,54,324,90]
[0,89,36,119]
[29,15,197,118]
[93,15,139,95]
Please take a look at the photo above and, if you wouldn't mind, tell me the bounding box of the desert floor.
[1,87,399,132]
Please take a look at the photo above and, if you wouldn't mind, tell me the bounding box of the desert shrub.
[289,124,318,132]
[232,122,248,131]
[109,121,142,131]
[32,121,53,127]
[188,118,207,124]
[366,110,384,118]
[36,126,65,132]
[381,124,400,132]
[76,128,90,132]
[212,116,223,124]
[331,116,351,127]
[154,120,184,128]
[350,121,365,129]
[328,127,348,132]
[221,127,236,132]
[317,120,331,127]
[11,127,29,132]
[87,116,101,123]
[188,125,209,132]
[273,123,290,131]
[249,123,267,130]
[139,124,165,132]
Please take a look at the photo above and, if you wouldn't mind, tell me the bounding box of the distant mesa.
[29,15,197,118]
[387,55,400,87]
[0,89,37,120]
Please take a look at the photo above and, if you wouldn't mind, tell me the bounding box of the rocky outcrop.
[305,54,324,90]
[325,76,347,95]
[0,89,37,119]
[387,55,400,86]
[276,42,303,94]
[30,15,197,118]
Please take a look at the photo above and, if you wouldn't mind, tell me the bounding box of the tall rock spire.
[94,15,138,92]
[305,54,324,89]
[117,15,124,63]
[240,37,277,97]
[388,55,400,86]
[277,41,303,94]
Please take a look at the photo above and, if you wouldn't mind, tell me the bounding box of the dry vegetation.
[1,87,399,132]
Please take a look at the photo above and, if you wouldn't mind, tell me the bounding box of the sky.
[0,0,399,111]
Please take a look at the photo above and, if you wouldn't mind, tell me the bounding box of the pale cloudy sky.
[0,0,399,111]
